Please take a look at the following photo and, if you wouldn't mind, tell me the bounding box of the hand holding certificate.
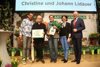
[49,27,56,35]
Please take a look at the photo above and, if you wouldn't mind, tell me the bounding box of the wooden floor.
[18,54,100,67]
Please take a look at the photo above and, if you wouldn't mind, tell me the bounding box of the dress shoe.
[71,59,76,62]
[40,59,45,64]
[36,59,40,62]
[63,59,68,63]
[54,59,57,63]
[61,59,65,61]
[50,60,53,63]
[76,61,80,64]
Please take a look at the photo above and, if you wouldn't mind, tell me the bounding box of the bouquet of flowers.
[52,21,62,29]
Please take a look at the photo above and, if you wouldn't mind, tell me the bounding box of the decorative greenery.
[11,58,18,67]
[89,33,100,45]
[89,46,96,55]
[89,33,100,39]
[7,38,12,48]
[89,46,98,50]
[82,46,88,50]
[11,48,17,57]
[9,48,23,57]
[0,0,13,31]
[0,58,18,67]
[14,29,20,37]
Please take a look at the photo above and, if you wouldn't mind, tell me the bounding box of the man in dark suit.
[71,11,85,64]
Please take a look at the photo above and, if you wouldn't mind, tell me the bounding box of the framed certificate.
[32,29,44,38]
[49,27,56,35]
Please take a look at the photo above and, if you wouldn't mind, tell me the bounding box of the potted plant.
[89,46,99,55]
[89,46,95,55]
[89,33,100,45]
[97,48,100,54]
[11,58,18,67]
[11,48,17,57]
[5,57,18,67]
[82,46,88,55]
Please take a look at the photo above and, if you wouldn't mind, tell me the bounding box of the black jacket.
[32,22,47,44]
[59,22,71,38]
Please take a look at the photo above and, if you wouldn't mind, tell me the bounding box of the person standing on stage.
[20,13,34,64]
[32,15,47,63]
[71,11,85,64]
[59,15,71,63]
[47,15,61,63]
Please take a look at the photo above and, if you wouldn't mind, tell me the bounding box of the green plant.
[11,61,18,67]
[0,0,13,31]
[89,33,100,45]
[14,29,20,37]
[82,46,87,50]
[89,33,100,39]
[11,58,18,67]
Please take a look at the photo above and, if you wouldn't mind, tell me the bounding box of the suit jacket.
[71,18,85,38]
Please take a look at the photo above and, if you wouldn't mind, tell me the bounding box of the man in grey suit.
[71,11,85,64]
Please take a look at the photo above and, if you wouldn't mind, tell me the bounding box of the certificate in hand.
[49,27,56,35]
[32,29,44,38]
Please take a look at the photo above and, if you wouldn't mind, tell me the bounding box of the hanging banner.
[15,0,97,12]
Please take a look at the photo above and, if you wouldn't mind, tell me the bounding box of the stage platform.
[17,54,100,67]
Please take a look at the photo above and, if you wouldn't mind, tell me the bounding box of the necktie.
[73,18,76,28]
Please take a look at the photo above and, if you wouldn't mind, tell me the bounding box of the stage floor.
[18,54,100,67]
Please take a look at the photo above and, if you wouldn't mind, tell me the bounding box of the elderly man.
[32,15,47,63]
[71,11,85,64]
[20,13,34,64]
